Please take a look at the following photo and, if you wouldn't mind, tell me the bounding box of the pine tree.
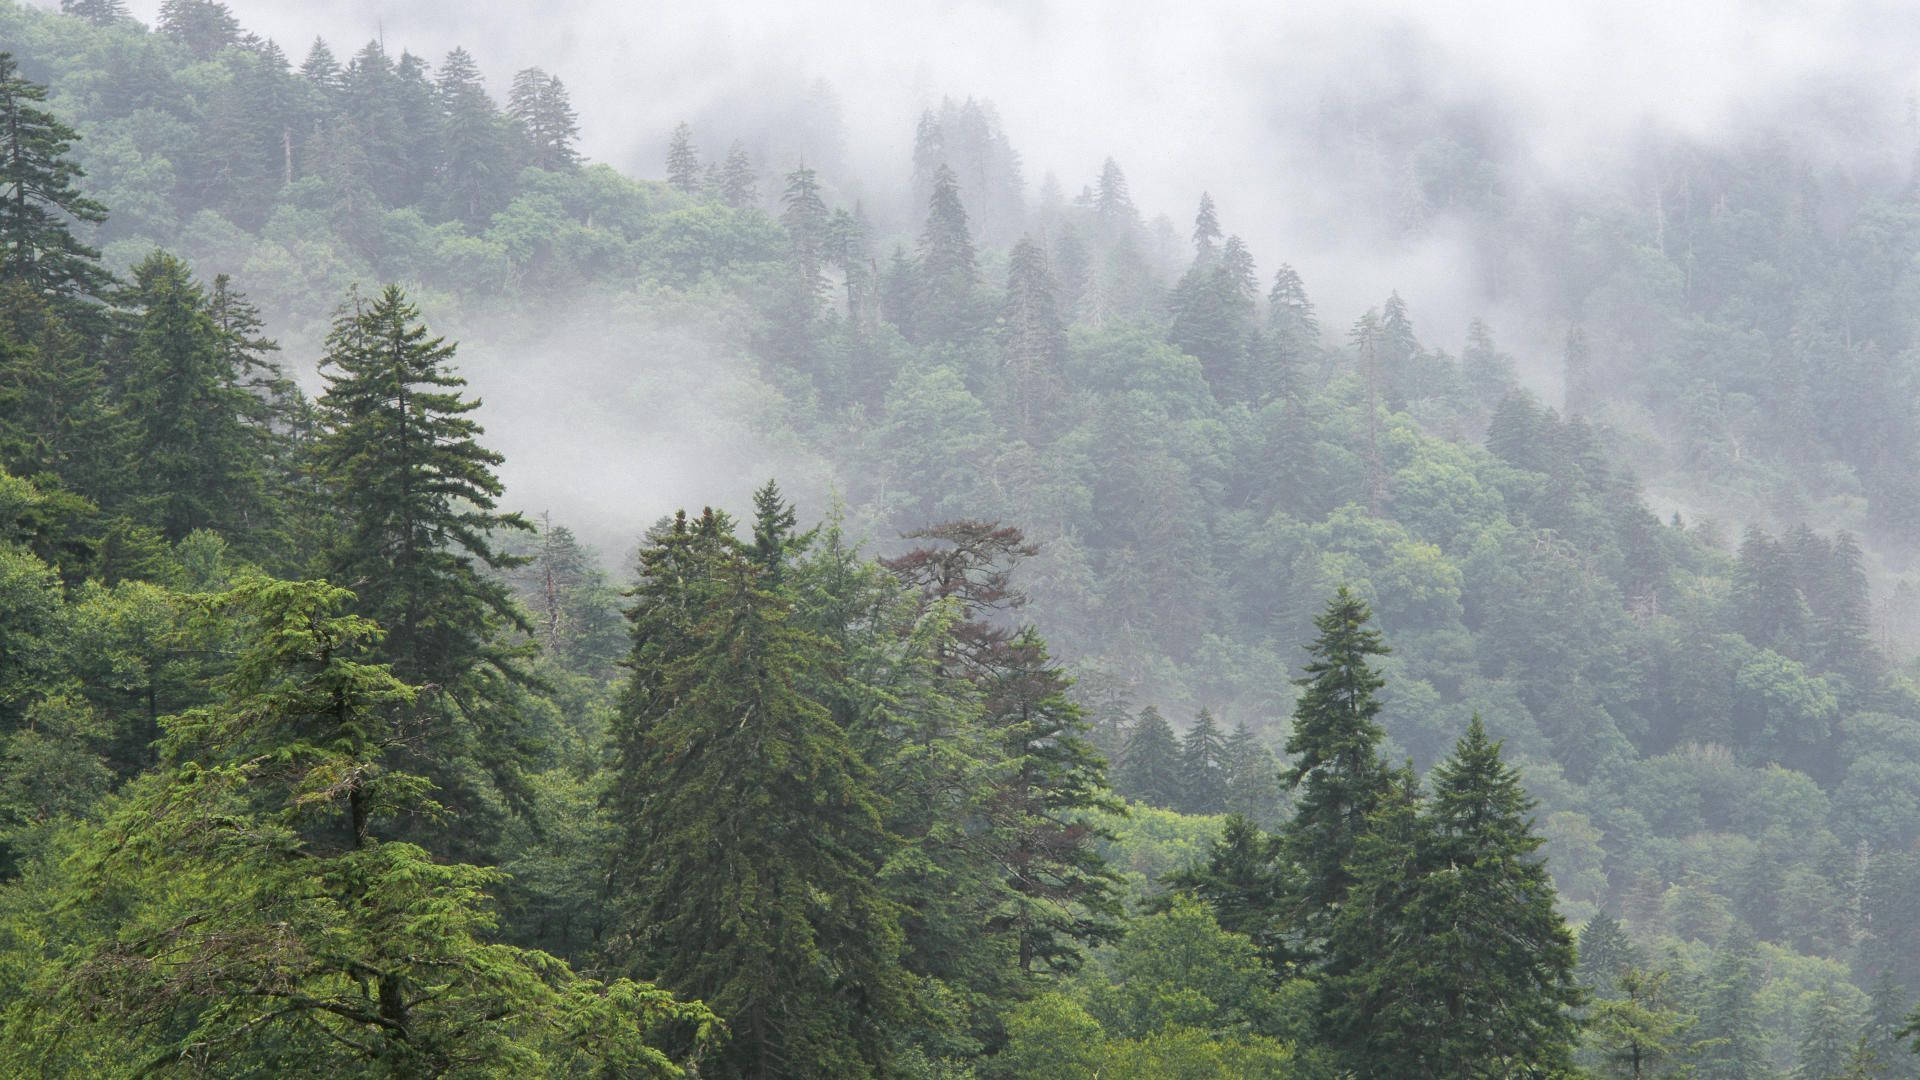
[915,162,983,344]
[1117,705,1182,808]
[1866,970,1918,1080]
[610,501,909,1077]
[1053,222,1090,323]
[1192,192,1222,259]
[59,0,130,27]
[1180,707,1228,814]
[312,285,534,849]
[666,121,700,193]
[1280,587,1393,939]
[1000,235,1067,438]
[157,0,241,61]
[0,54,111,304]
[1093,157,1137,236]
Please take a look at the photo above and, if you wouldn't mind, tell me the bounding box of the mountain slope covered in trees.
[2,1,1920,1076]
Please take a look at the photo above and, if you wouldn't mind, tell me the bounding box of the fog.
[74,0,1920,555]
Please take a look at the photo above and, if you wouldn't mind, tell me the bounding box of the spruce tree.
[312,285,534,848]
[1159,814,1292,971]
[1179,707,1228,814]
[59,0,130,26]
[1280,587,1393,939]
[915,162,982,344]
[985,626,1124,975]
[1222,720,1285,825]
[666,121,700,193]
[611,502,909,1078]
[1800,990,1861,1080]
[1000,235,1067,437]
[1696,926,1767,1079]
[119,252,274,547]
[718,140,757,207]
[1117,705,1181,808]
[433,47,512,225]
[156,0,241,61]
[1416,717,1582,1073]
[1,577,713,1075]
[1579,910,1642,998]
[508,67,580,171]
[0,54,111,303]
[1586,967,1699,1079]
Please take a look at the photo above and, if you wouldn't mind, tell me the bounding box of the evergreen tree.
[1801,990,1862,1080]
[1053,222,1091,322]
[433,47,512,225]
[781,163,831,308]
[508,67,580,171]
[1416,717,1582,1073]
[1179,707,1228,814]
[1093,157,1137,236]
[1579,910,1643,998]
[59,0,130,25]
[666,121,700,193]
[119,252,274,548]
[0,54,111,303]
[1867,970,1917,1080]
[915,162,982,344]
[1222,720,1284,825]
[1000,235,1067,437]
[985,627,1124,975]
[1696,926,1767,1079]
[1586,967,1699,1079]
[312,285,534,849]
[1117,705,1181,807]
[610,502,910,1078]
[1280,587,1393,940]
[1159,814,1293,971]
[157,0,241,61]
[718,140,757,207]
[1,578,714,1075]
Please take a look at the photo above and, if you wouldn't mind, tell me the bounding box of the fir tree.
[0,54,111,303]
[59,0,130,27]
[1415,717,1582,1073]
[1222,720,1284,825]
[718,140,757,207]
[433,47,512,225]
[780,163,831,308]
[1579,910,1643,998]
[610,503,910,1077]
[984,627,1124,975]
[1179,707,1228,814]
[1280,587,1393,940]
[1800,990,1862,1080]
[312,285,534,849]
[508,67,580,171]
[157,0,241,61]
[915,162,982,344]
[1159,814,1292,971]
[1117,705,1181,808]
[1696,926,1767,1079]
[1586,967,1700,1079]
[666,121,700,193]
[119,252,274,548]
[1000,235,1067,437]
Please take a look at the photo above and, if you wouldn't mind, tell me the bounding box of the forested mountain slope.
[3,1,1920,1076]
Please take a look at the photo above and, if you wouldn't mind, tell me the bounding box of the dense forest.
[3,0,1920,1075]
